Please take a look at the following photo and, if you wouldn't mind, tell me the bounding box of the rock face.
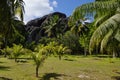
[25,12,69,42]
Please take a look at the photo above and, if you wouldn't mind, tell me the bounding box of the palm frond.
[70,0,120,24]
[100,29,113,53]
[114,28,120,42]
[94,12,115,27]
[14,0,25,21]
[89,13,120,53]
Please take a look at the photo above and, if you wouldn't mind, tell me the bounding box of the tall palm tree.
[69,0,120,56]
[0,0,25,48]
[71,18,90,56]
[42,15,67,38]
[42,15,59,37]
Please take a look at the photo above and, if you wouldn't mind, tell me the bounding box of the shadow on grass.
[41,73,66,80]
[64,58,76,61]
[0,77,12,80]
[111,76,120,80]
[93,55,114,58]
[0,61,5,63]
[116,72,120,74]
[0,65,10,71]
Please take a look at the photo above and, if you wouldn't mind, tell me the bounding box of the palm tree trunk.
[83,35,87,56]
[113,50,116,58]
[3,36,7,57]
[36,65,39,77]
[84,48,87,56]
[59,55,62,60]
[15,58,17,62]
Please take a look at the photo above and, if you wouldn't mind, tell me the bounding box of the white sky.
[24,0,57,23]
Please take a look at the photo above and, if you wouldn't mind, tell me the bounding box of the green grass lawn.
[0,55,120,80]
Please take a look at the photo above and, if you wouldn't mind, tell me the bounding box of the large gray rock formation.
[25,12,69,42]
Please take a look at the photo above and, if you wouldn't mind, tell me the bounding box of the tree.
[58,31,81,54]
[71,18,90,56]
[0,0,25,50]
[11,44,23,62]
[0,0,24,33]
[55,44,70,60]
[0,35,3,49]
[7,20,26,46]
[69,0,120,56]
[32,41,71,77]
[42,15,59,37]
[42,15,68,38]
[2,44,23,62]
[32,44,48,77]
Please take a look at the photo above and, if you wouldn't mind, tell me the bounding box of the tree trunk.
[84,48,87,56]
[36,65,39,77]
[113,50,116,58]
[83,35,87,56]
[4,36,7,57]
[96,46,98,54]
[15,58,17,62]
[59,55,61,60]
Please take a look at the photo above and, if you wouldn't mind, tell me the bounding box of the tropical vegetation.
[70,0,120,57]
[0,0,120,79]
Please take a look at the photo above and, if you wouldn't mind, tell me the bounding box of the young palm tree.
[32,44,48,77]
[55,44,69,60]
[70,0,120,56]
[11,44,23,62]
[2,44,23,62]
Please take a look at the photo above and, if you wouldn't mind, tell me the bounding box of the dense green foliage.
[58,31,81,54]
[70,0,120,57]
[0,0,26,50]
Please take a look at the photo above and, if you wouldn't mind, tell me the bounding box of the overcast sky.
[24,0,94,23]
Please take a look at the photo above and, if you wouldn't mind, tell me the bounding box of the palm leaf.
[100,29,113,53]
[114,29,120,42]
[70,0,120,24]
[94,12,115,27]
[89,13,120,53]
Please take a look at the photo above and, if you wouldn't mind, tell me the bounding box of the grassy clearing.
[0,55,120,80]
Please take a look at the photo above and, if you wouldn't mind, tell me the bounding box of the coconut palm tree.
[42,15,59,37]
[42,15,67,38]
[0,0,25,50]
[71,18,90,56]
[70,0,120,56]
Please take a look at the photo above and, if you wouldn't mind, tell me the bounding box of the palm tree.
[70,0,120,56]
[0,0,25,51]
[56,44,69,60]
[32,44,48,77]
[0,0,24,33]
[42,15,67,38]
[11,44,23,62]
[1,44,23,62]
[71,18,90,56]
[42,15,59,37]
